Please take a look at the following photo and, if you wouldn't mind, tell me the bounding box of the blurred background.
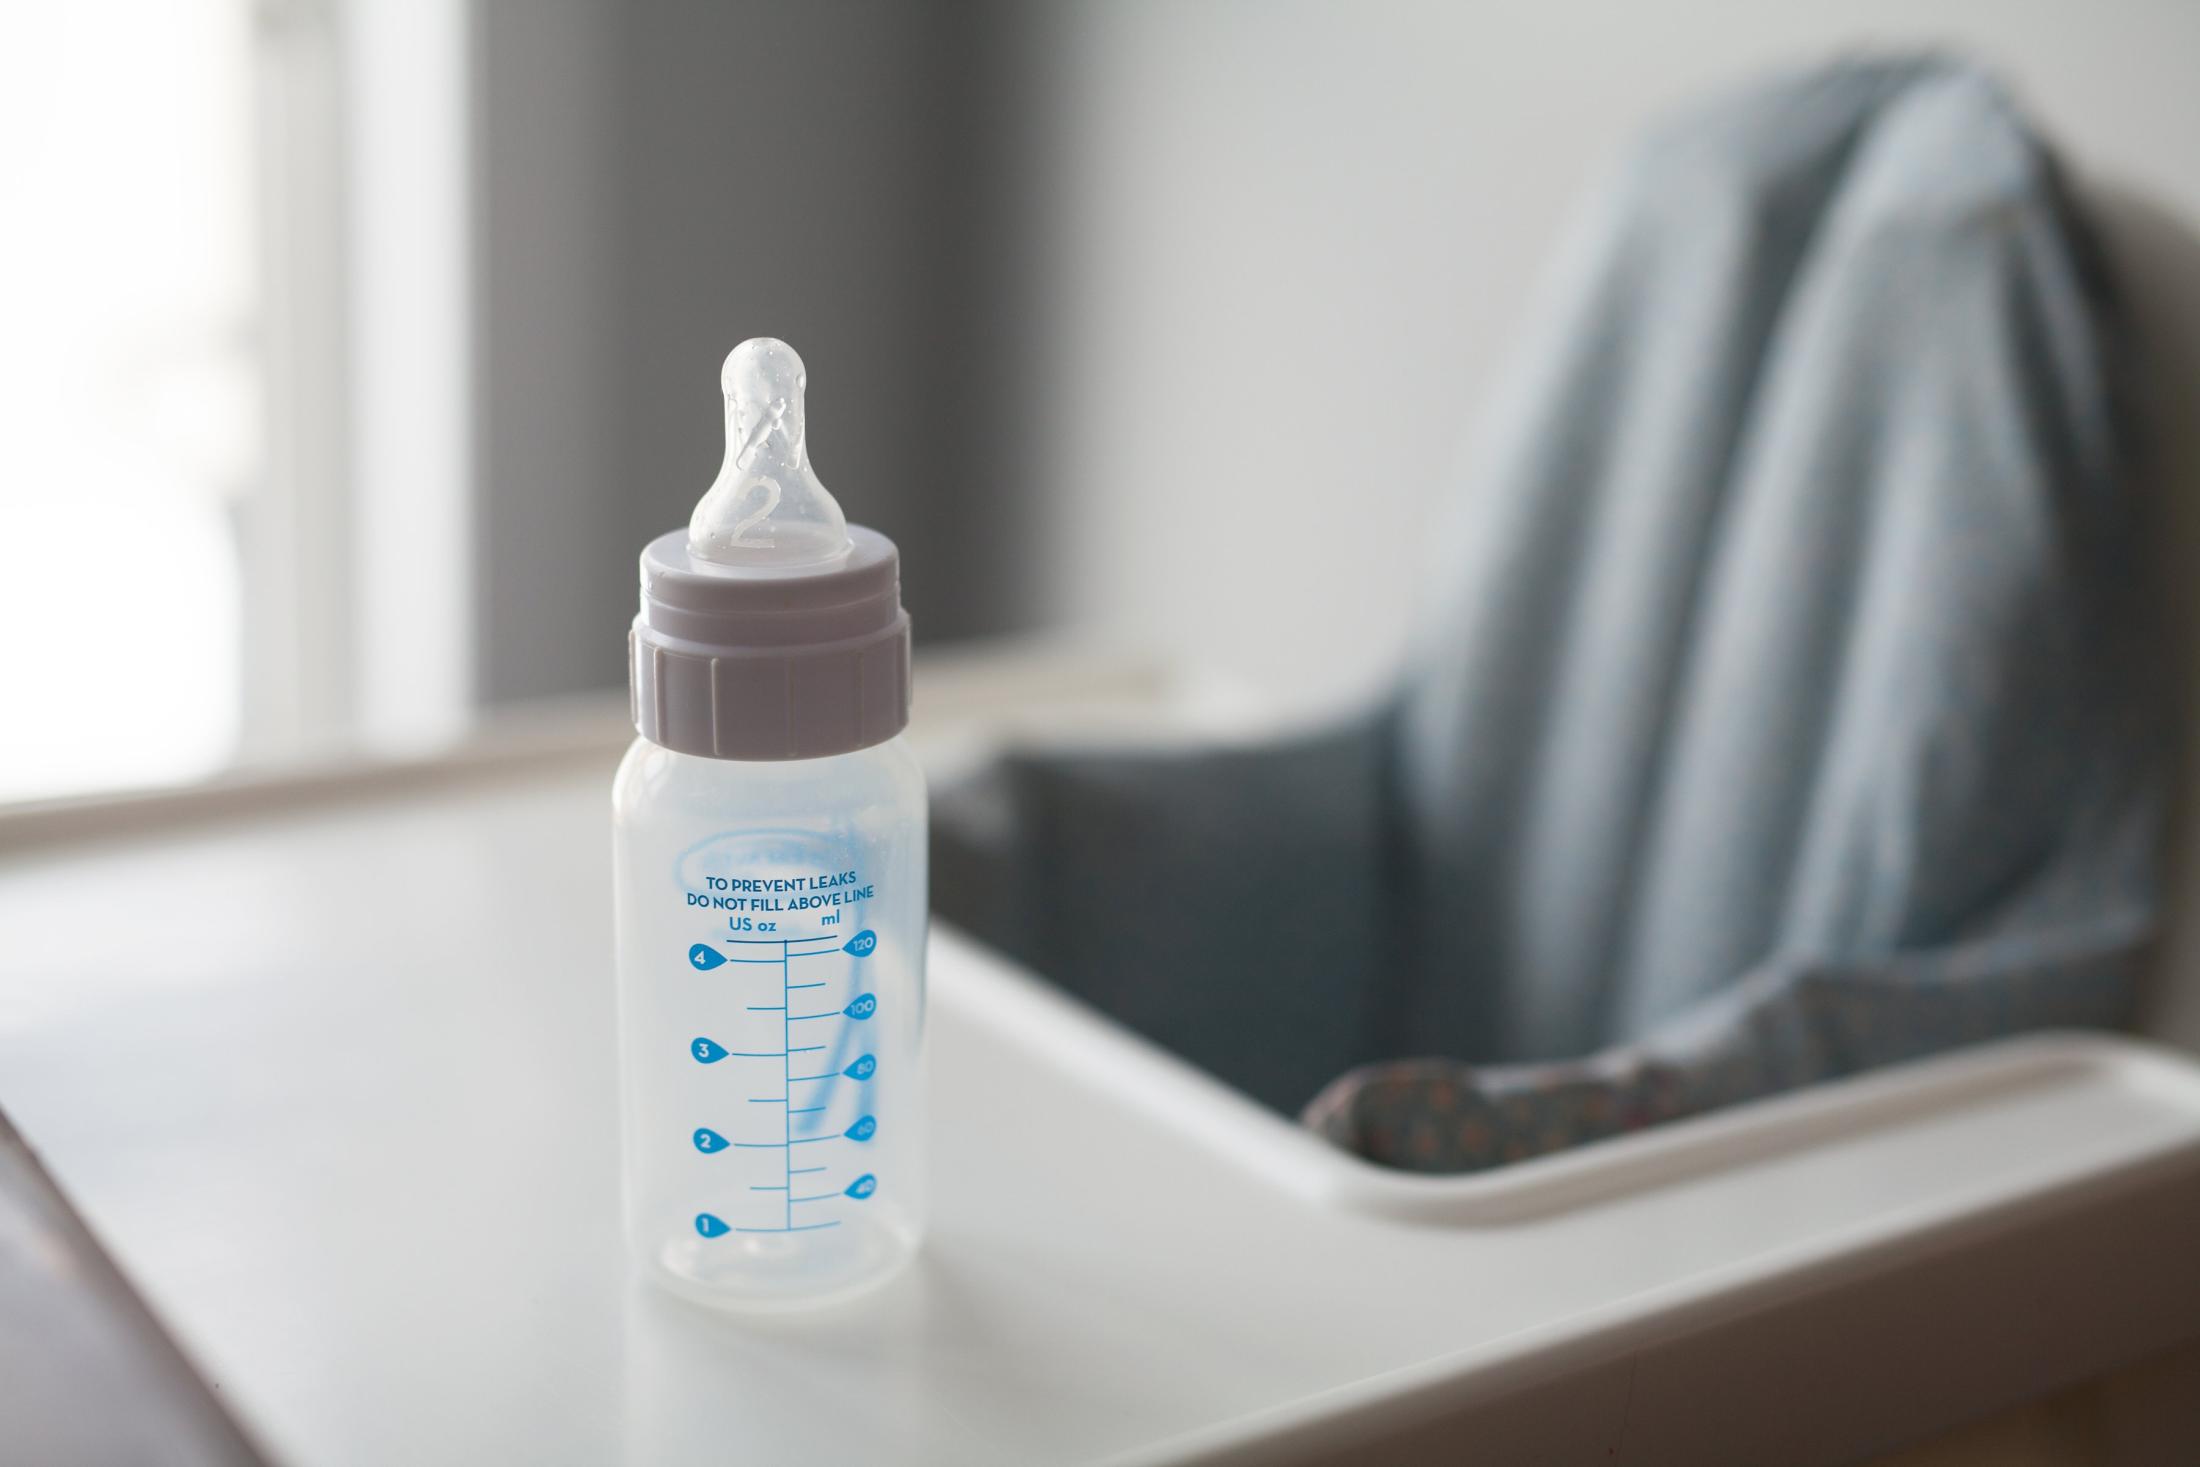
[5,0,2199,806]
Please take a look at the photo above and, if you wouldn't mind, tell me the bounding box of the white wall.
[1023,0,2200,712]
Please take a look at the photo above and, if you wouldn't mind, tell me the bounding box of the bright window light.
[0,1,256,802]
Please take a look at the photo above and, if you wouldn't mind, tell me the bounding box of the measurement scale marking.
[699,935,861,1237]
[782,939,792,1229]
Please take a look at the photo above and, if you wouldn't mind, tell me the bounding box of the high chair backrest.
[1394,60,2165,1065]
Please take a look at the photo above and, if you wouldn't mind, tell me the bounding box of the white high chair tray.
[2,690,2198,1466]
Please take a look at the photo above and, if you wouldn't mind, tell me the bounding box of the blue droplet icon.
[691,1037,729,1064]
[693,1127,728,1153]
[844,1173,878,1200]
[843,930,877,958]
[843,992,878,1020]
[695,1212,730,1238]
[689,943,726,971]
[844,1114,877,1142]
[843,1054,877,1081]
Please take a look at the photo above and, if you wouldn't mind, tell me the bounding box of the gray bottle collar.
[628,524,910,761]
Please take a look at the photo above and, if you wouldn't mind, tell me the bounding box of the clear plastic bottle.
[613,339,924,1311]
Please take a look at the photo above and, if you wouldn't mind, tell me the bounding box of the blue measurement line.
[735,1222,840,1233]
[789,1044,823,1054]
[749,1096,786,1104]
[733,1141,788,1149]
[724,1051,783,1058]
[789,981,827,990]
[789,1072,836,1083]
[782,940,792,1229]
[751,1184,787,1191]
[791,1165,825,1175]
[716,957,789,965]
[789,1011,838,1021]
[789,1104,825,1114]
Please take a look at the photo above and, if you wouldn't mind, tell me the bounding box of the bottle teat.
[688,338,851,570]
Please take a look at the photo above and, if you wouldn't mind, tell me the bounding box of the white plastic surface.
[2,718,2199,1464]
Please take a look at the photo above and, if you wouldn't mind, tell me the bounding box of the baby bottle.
[612,338,926,1310]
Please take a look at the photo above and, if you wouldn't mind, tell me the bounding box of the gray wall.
[473,0,1046,704]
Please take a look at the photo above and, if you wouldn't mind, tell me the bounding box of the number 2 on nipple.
[728,474,781,546]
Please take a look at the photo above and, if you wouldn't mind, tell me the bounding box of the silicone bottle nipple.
[688,338,852,570]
